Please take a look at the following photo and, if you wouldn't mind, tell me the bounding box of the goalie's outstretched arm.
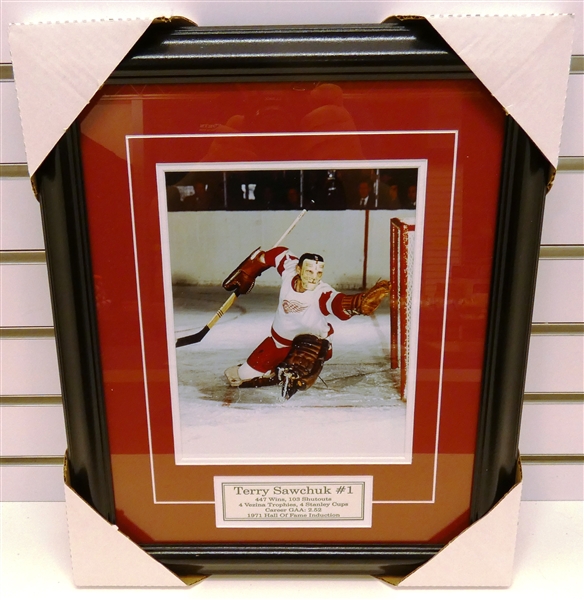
[332,279,391,319]
[175,210,306,347]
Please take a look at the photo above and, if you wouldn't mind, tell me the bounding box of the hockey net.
[390,218,415,402]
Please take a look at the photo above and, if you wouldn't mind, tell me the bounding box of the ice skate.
[224,365,243,387]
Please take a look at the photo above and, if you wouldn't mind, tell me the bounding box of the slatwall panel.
[1,2,583,502]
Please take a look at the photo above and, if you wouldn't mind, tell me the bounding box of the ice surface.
[172,287,408,465]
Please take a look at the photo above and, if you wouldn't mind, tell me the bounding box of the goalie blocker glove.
[222,247,270,295]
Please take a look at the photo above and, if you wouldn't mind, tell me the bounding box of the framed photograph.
[36,21,549,575]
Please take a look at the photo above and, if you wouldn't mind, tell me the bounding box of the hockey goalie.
[223,246,390,399]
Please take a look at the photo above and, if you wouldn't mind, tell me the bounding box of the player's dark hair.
[298,253,324,267]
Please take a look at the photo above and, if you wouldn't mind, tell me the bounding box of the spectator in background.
[377,174,401,210]
[357,180,375,208]
[405,184,417,209]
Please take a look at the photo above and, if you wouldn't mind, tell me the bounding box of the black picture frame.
[35,20,549,576]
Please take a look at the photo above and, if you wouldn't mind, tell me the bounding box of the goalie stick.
[175,210,307,347]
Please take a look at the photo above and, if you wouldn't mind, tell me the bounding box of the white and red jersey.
[264,247,351,346]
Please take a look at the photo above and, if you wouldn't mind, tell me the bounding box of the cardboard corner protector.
[8,16,158,177]
[63,458,203,588]
[424,13,575,168]
[379,460,523,588]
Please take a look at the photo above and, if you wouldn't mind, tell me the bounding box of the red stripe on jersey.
[276,260,287,276]
[331,293,351,320]
[319,290,333,316]
[270,327,293,347]
[263,246,288,270]
[265,247,296,275]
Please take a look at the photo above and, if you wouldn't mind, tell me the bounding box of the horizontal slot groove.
[0,161,584,178]
[4,57,584,82]
[0,456,64,466]
[0,63,14,80]
[0,56,562,77]
[0,393,578,407]
[5,161,580,178]
[531,323,584,335]
[557,157,584,172]
[0,394,579,407]
[0,55,582,81]
[521,454,584,465]
[0,159,582,177]
[1,325,580,339]
[1,248,581,262]
[0,327,54,339]
[0,395,62,406]
[1,455,581,466]
[2,455,581,466]
[0,323,580,341]
[571,55,584,73]
[539,245,584,259]
[523,393,584,403]
[0,250,46,264]
[0,163,29,178]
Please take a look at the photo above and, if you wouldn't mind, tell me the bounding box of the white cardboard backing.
[425,14,575,168]
[64,483,193,588]
[8,18,155,176]
[8,13,574,174]
[7,12,568,588]
[383,467,523,588]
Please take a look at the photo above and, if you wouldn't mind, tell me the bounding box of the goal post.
[390,218,415,402]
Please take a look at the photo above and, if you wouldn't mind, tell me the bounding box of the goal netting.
[390,218,415,402]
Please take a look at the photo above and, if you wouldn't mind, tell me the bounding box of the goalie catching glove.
[341,279,391,316]
[222,247,269,295]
